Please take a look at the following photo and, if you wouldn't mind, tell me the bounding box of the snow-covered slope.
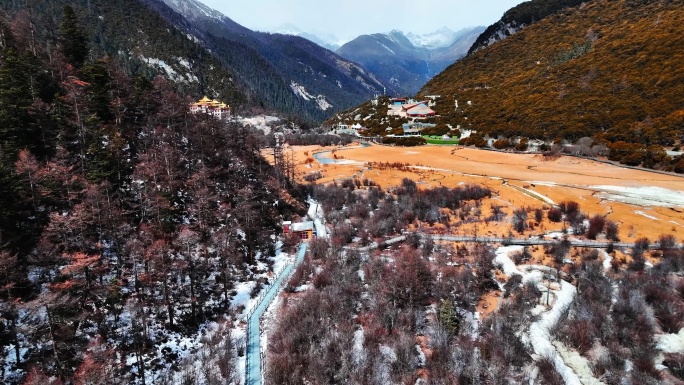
[406,27,461,49]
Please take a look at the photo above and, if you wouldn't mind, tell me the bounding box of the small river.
[312,142,371,164]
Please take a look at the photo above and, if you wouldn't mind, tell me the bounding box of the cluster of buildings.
[189,96,231,120]
[388,97,437,118]
[331,95,441,136]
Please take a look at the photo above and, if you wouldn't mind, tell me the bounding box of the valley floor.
[280,143,684,242]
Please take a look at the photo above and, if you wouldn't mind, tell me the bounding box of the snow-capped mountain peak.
[406,27,459,49]
[274,23,343,51]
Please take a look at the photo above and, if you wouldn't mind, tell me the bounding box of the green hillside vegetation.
[421,0,684,172]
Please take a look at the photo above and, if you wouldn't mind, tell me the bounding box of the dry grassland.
[267,143,684,243]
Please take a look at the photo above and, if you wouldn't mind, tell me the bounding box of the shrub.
[548,207,563,222]
[587,214,606,240]
[663,353,684,380]
[515,138,529,151]
[513,208,528,233]
[537,356,565,385]
[559,200,580,216]
[493,138,511,149]
[461,133,487,147]
[382,136,426,146]
[633,237,650,258]
[303,171,323,182]
[605,220,620,241]
[312,269,332,289]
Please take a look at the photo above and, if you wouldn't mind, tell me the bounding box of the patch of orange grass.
[476,291,501,317]
[286,144,684,242]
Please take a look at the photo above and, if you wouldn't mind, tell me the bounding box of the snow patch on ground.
[554,341,606,385]
[657,328,684,353]
[352,328,366,365]
[140,57,177,79]
[416,344,426,366]
[139,56,198,83]
[377,42,395,54]
[600,250,612,271]
[308,199,329,239]
[177,57,192,70]
[235,115,280,135]
[494,246,524,276]
[316,95,333,111]
[291,81,313,100]
[494,246,585,385]
[289,81,332,111]
[520,186,556,205]
[231,281,257,310]
[591,185,684,207]
[525,280,580,385]
[635,210,659,220]
[526,181,558,187]
[269,245,292,276]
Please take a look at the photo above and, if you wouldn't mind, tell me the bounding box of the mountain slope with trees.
[467,0,591,55]
[337,27,484,95]
[152,0,390,124]
[0,6,302,384]
[0,0,249,107]
[421,0,684,171]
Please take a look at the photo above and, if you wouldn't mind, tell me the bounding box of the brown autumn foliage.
[421,0,684,170]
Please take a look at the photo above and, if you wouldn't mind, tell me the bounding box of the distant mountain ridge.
[406,27,466,49]
[274,23,343,51]
[2,0,393,124]
[151,0,392,123]
[337,27,484,96]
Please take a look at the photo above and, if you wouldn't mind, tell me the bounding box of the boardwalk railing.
[429,235,681,250]
[245,243,308,385]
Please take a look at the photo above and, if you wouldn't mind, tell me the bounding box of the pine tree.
[58,6,89,69]
[82,60,113,123]
[438,299,460,337]
[0,48,35,159]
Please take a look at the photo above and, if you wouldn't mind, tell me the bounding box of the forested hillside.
[467,0,589,55]
[0,0,247,108]
[152,0,390,123]
[269,178,684,384]
[0,7,300,384]
[422,0,684,171]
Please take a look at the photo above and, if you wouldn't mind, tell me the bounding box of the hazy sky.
[197,0,527,43]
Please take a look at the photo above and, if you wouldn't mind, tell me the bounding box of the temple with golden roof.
[189,96,231,120]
